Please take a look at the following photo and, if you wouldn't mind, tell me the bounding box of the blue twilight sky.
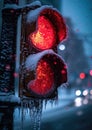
[62,0,92,34]
[61,0,92,57]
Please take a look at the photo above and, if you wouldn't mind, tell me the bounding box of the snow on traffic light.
[19,5,67,99]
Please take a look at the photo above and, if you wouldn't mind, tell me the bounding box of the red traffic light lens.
[29,15,56,50]
[28,59,54,96]
[28,8,67,50]
[27,50,67,97]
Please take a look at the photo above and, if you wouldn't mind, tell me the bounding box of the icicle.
[21,100,24,130]
[50,99,54,108]
[18,106,21,118]
[20,97,60,130]
[26,100,29,114]
[62,82,69,88]
[28,99,43,130]
[36,99,43,130]
[54,94,58,106]
[44,99,47,109]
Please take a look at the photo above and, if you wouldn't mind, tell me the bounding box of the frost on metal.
[0,8,18,92]
[3,0,41,9]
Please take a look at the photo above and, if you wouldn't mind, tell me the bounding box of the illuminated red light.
[28,59,54,96]
[28,8,67,50]
[29,15,56,50]
[89,70,92,76]
[79,72,85,79]
[27,53,67,97]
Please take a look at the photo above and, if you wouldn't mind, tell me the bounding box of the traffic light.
[19,6,67,99]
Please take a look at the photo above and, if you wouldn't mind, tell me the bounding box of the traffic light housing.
[26,6,67,51]
[19,6,67,99]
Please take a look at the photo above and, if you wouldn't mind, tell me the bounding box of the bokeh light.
[89,70,92,76]
[74,97,82,107]
[83,90,88,96]
[59,44,66,50]
[75,90,81,96]
[79,72,86,79]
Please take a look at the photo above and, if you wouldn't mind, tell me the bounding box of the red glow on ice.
[79,73,85,79]
[28,60,54,96]
[29,15,56,50]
